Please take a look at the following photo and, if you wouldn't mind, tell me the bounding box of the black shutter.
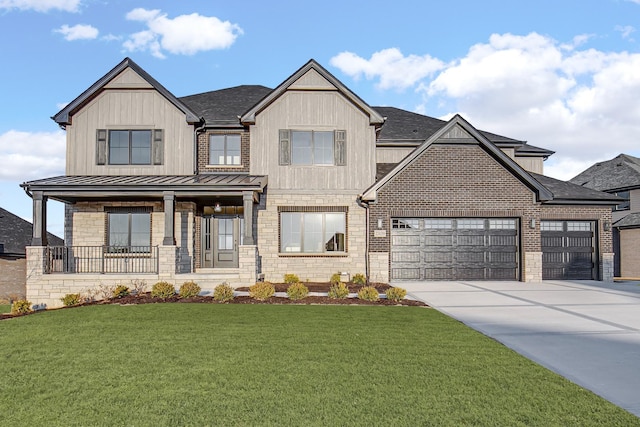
[279,129,291,165]
[152,129,163,165]
[334,130,346,166]
[96,129,107,165]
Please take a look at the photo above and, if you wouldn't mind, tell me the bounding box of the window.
[424,219,453,229]
[280,211,346,253]
[489,219,517,230]
[457,219,485,229]
[392,219,420,229]
[107,211,151,252]
[279,129,346,166]
[109,130,151,165]
[614,191,630,211]
[209,134,241,165]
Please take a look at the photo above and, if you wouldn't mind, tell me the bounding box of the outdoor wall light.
[214,202,222,213]
[377,218,383,229]
[529,218,536,229]
[604,220,611,231]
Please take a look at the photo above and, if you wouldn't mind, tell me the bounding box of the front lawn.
[0,304,9,313]
[1,304,637,426]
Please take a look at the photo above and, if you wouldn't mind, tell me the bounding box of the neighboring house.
[21,58,620,308]
[570,154,640,278]
[0,207,63,300]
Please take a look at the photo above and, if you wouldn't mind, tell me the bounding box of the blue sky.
[2,0,640,238]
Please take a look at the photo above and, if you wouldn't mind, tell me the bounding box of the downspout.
[193,118,206,174]
[356,195,370,283]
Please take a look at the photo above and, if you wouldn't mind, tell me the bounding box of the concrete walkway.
[398,280,640,417]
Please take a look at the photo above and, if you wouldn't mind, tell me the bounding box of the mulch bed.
[0,283,427,320]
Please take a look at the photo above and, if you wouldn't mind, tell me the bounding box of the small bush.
[213,282,234,302]
[286,283,309,300]
[112,285,130,298]
[330,273,342,285]
[11,300,32,315]
[386,287,407,302]
[96,284,116,300]
[328,282,349,299]
[130,279,147,295]
[283,273,300,284]
[357,286,379,302]
[352,273,367,286]
[179,281,201,298]
[151,281,175,299]
[249,281,275,301]
[61,293,81,306]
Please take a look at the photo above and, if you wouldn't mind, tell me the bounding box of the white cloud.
[54,24,98,41]
[0,130,65,181]
[123,8,243,59]
[330,48,444,90]
[0,0,80,12]
[615,25,635,40]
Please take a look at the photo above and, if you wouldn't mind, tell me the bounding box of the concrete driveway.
[398,280,640,417]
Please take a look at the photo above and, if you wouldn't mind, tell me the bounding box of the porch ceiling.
[20,174,268,203]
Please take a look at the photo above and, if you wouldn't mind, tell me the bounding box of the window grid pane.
[314,132,334,165]
[226,135,241,165]
[392,219,420,229]
[457,219,485,229]
[291,131,312,165]
[567,222,592,232]
[109,131,129,165]
[489,219,517,230]
[424,219,453,229]
[541,221,563,231]
[131,131,151,164]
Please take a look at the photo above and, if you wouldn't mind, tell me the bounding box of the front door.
[202,216,240,268]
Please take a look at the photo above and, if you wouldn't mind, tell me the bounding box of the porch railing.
[44,246,159,274]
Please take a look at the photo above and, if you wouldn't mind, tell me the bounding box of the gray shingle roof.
[614,212,640,228]
[569,154,640,192]
[0,207,63,256]
[530,173,622,204]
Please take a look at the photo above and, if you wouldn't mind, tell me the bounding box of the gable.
[104,68,153,89]
[289,69,336,90]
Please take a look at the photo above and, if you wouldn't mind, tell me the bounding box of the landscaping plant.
[351,273,367,286]
[357,286,379,301]
[179,281,201,298]
[283,274,300,284]
[151,281,175,298]
[61,293,82,306]
[328,282,349,299]
[112,285,130,298]
[330,273,341,285]
[385,287,407,302]
[249,281,275,301]
[213,282,234,302]
[10,299,32,315]
[286,283,309,300]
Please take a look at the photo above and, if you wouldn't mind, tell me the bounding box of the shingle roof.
[179,85,272,126]
[614,212,640,229]
[530,173,622,204]
[0,207,63,256]
[569,154,640,192]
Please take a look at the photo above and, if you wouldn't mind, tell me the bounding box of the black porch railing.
[44,246,159,274]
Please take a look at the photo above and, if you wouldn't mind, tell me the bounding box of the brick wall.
[0,257,26,300]
[197,130,250,173]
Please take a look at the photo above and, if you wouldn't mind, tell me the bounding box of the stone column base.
[523,252,542,282]
[368,252,389,283]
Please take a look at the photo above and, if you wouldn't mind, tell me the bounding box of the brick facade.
[197,130,250,173]
[0,257,26,300]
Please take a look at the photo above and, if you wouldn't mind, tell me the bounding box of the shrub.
[213,282,234,302]
[330,273,342,285]
[61,293,81,306]
[386,287,407,302]
[249,281,275,301]
[151,281,175,299]
[286,283,309,300]
[352,273,367,286]
[357,286,379,302]
[328,282,349,299]
[11,300,32,315]
[130,279,147,295]
[283,273,300,284]
[96,284,116,300]
[112,285,130,298]
[179,281,201,298]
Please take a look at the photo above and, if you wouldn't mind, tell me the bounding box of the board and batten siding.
[376,147,415,164]
[249,90,377,191]
[65,89,195,175]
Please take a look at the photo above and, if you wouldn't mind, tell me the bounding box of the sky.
[1,0,640,239]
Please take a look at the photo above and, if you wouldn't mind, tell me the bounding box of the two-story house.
[22,58,620,308]
[570,154,640,278]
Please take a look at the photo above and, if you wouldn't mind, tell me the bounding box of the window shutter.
[96,129,107,165]
[152,129,164,165]
[334,130,346,166]
[279,129,291,165]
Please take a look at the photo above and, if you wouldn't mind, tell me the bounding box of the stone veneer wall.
[257,192,367,283]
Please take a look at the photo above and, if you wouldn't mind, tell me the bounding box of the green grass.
[0,304,10,313]
[1,305,638,426]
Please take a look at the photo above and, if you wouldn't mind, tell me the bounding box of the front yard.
[1,304,637,426]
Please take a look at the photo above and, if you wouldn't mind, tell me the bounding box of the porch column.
[163,191,176,245]
[242,191,255,245]
[31,191,48,246]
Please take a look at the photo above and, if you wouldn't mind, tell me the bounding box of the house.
[0,206,63,300]
[570,154,640,278]
[21,58,620,308]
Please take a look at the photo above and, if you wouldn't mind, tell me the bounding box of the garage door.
[541,220,596,280]
[391,218,519,280]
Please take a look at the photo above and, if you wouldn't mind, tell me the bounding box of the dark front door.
[541,220,596,280]
[202,216,240,268]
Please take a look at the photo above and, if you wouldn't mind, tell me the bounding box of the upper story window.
[96,129,163,166]
[614,191,630,211]
[279,129,346,166]
[209,134,241,165]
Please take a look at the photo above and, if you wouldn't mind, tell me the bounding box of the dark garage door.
[541,220,596,280]
[391,218,519,280]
